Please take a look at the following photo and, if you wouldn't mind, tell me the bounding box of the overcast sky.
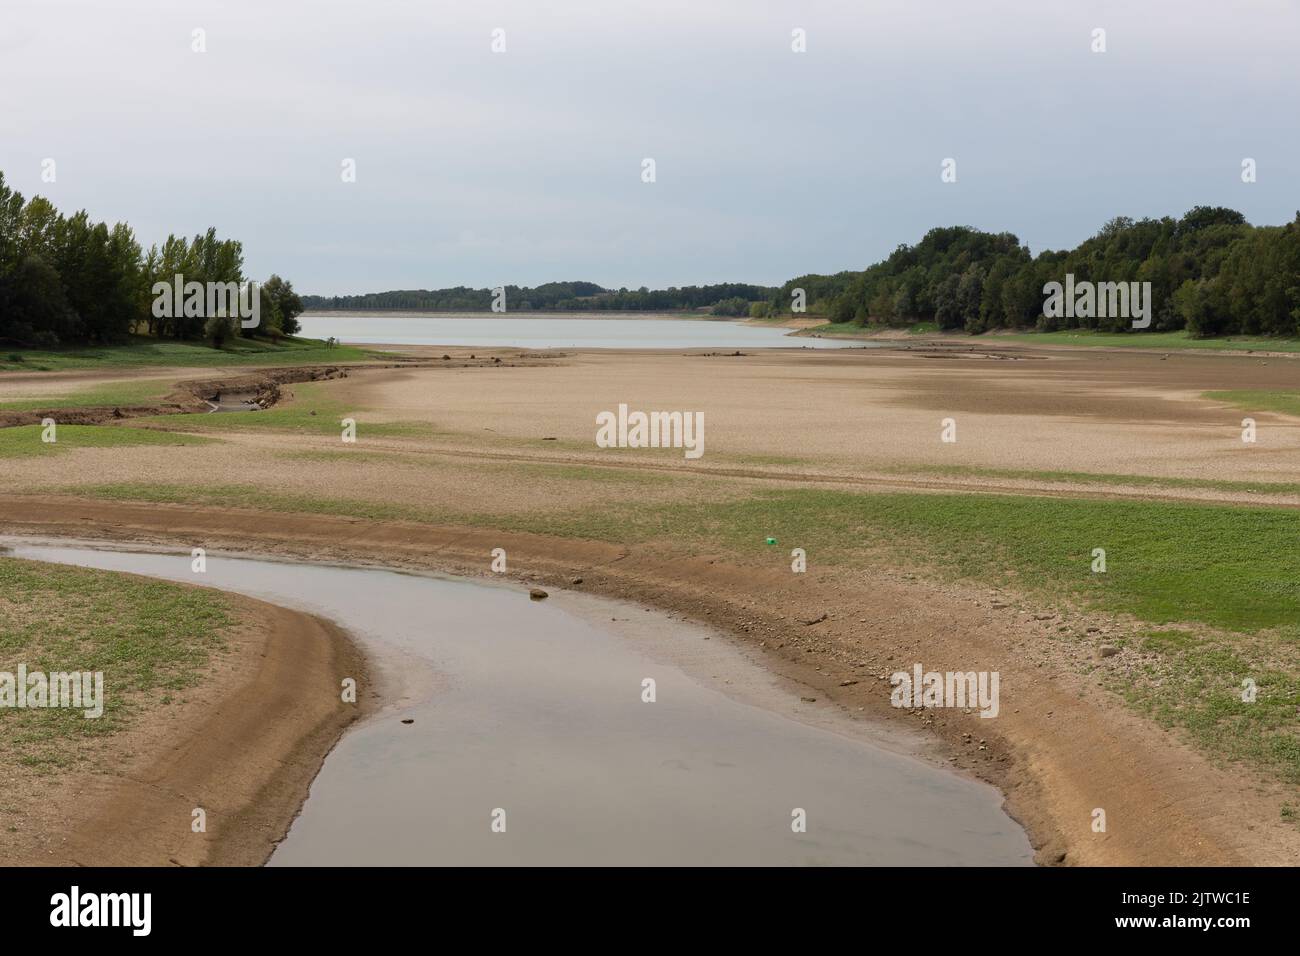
[2,0,1297,295]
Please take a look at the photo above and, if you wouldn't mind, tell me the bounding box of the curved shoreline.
[3,568,372,867]
[7,534,1033,867]
[4,496,1297,866]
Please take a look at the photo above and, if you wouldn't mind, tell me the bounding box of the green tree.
[261,274,304,335]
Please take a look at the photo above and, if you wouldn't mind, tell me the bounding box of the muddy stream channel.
[3,537,1032,866]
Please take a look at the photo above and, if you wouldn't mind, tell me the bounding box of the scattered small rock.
[1099,645,1120,658]
[800,696,817,703]
[571,577,583,585]
[401,718,414,725]
[529,588,549,601]
[839,679,858,687]
[799,612,828,626]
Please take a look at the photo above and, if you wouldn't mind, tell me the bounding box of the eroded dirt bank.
[3,572,372,866]
[0,366,352,427]
[2,495,1295,867]
[0,354,558,428]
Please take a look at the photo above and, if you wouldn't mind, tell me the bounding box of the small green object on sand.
[765,537,777,545]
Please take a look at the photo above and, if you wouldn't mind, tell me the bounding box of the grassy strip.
[987,329,1294,351]
[0,379,175,411]
[73,481,1299,632]
[0,557,233,772]
[274,449,416,466]
[664,491,1299,631]
[83,482,455,524]
[991,330,1300,352]
[1205,389,1300,419]
[722,452,811,467]
[0,425,216,459]
[507,461,676,485]
[887,463,1300,497]
[803,325,1300,352]
[273,449,680,489]
[805,321,940,336]
[0,335,378,373]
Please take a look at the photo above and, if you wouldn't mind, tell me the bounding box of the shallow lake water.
[2,538,1032,866]
[297,314,869,350]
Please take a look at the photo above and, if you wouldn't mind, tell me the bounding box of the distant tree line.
[0,171,303,347]
[303,207,1300,339]
[9,172,1295,346]
[768,207,1300,337]
[303,281,777,314]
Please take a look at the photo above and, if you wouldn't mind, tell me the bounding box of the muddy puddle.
[1,537,1032,866]
[205,388,261,412]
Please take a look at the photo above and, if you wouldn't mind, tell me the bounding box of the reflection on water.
[298,314,870,350]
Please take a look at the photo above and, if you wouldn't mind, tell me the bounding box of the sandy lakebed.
[1,337,1297,866]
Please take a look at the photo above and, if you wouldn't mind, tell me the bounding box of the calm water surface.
[2,538,1031,866]
[298,314,869,350]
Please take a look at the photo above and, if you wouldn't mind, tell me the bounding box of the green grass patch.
[1205,390,1300,420]
[143,382,429,438]
[0,379,174,411]
[0,557,234,772]
[0,335,380,373]
[1117,627,1299,783]
[0,425,215,458]
[659,490,1299,632]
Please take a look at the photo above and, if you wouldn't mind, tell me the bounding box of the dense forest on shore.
[305,206,1300,339]
[770,206,1300,337]
[0,172,303,347]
